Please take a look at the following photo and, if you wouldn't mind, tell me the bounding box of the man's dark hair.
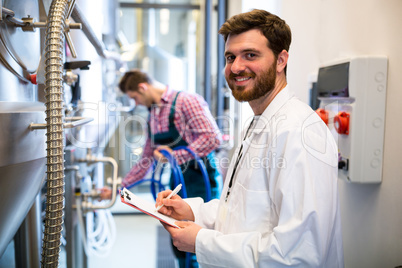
[218,9,292,73]
[118,69,153,93]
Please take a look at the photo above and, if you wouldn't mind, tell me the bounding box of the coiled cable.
[158,149,188,198]
[76,198,117,257]
[173,146,212,202]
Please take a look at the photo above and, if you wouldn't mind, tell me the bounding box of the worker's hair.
[218,9,292,73]
[118,69,153,93]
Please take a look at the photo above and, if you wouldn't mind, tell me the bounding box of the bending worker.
[156,9,344,267]
[101,69,222,267]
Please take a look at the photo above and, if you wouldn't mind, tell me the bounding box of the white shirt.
[186,86,344,267]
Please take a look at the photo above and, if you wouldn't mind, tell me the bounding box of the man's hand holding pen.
[155,187,194,221]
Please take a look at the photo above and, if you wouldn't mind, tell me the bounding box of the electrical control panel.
[316,56,388,183]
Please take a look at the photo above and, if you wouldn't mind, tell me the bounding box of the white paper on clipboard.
[120,188,180,228]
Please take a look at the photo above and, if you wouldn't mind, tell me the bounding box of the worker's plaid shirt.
[122,88,221,188]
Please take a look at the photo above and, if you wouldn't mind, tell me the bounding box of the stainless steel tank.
[0,0,46,257]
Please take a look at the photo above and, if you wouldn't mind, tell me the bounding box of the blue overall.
[150,92,221,268]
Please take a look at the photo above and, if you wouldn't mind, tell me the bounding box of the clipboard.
[120,188,180,228]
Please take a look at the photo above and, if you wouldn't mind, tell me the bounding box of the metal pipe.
[204,0,212,106]
[1,6,80,31]
[66,0,76,19]
[64,31,77,58]
[70,4,106,58]
[64,116,94,128]
[1,7,25,26]
[76,154,119,210]
[7,16,25,26]
[119,2,200,9]
[216,0,226,129]
[29,116,93,130]
[41,0,69,266]
[14,195,42,268]
[1,7,15,17]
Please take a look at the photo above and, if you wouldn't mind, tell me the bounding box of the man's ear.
[137,82,148,93]
[276,50,289,73]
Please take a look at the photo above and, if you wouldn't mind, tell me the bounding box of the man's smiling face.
[224,29,277,102]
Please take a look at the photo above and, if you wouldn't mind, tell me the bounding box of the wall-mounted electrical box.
[316,56,388,183]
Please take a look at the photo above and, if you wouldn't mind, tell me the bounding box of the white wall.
[228,0,402,266]
[280,0,402,267]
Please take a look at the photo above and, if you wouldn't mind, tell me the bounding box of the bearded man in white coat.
[156,9,344,268]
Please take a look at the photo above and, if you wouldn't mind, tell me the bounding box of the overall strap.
[168,92,181,126]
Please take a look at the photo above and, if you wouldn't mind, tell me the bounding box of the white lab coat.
[185,86,344,267]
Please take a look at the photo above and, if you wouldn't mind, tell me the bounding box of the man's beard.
[227,61,277,102]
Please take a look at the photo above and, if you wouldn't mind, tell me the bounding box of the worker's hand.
[153,145,173,163]
[156,190,195,221]
[99,186,112,200]
[162,221,201,253]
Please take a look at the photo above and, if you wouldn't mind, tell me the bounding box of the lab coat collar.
[251,85,293,135]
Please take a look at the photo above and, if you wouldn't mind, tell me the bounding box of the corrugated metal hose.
[41,0,69,266]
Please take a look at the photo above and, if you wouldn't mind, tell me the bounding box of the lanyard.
[224,118,255,202]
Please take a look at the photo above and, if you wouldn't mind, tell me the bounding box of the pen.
[155,184,182,211]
